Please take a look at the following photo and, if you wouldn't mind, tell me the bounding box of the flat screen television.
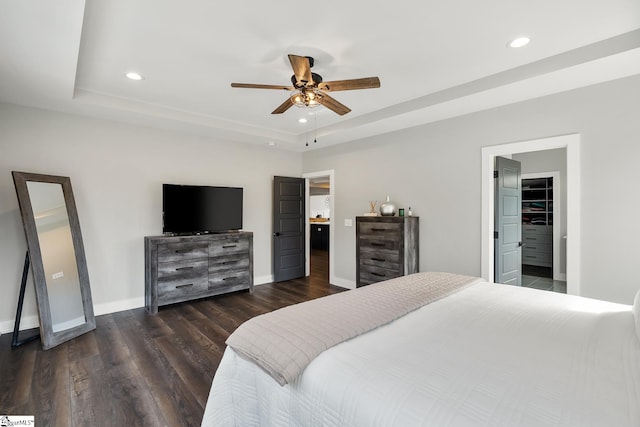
[162,184,243,234]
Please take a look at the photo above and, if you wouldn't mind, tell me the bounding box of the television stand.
[144,232,253,314]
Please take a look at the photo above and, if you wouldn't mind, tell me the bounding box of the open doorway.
[481,134,581,296]
[520,170,565,293]
[303,170,335,285]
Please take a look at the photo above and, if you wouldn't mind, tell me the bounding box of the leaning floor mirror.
[12,171,95,350]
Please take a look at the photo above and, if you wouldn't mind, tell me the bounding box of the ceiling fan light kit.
[231,54,380,116]
[290,89,321,108]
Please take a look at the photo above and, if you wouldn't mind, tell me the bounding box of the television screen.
[162,184,243,234]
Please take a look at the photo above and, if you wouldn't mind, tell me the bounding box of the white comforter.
[202,282,640,427]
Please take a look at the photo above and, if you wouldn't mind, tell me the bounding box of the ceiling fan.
[231,54,381,116]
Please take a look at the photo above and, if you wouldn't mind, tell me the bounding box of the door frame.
[302,169,335,285]
[481,134,580,295]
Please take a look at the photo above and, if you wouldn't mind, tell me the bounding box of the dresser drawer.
[522,251,551,266]
[522,233,550,245]
[157,274,209,304]
[359,265,402,285]
[359,250,400,271]
[157,258,209,281]
[209,270,251,291]
[209,253,250,272]
[522,225,551,235]
[209,237,250,256]
[358,221,402,236]
[157,242,209,262]
[522,242,551,254]
[358,238,400,252]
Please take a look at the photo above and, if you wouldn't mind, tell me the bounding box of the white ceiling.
[1,0,639,152]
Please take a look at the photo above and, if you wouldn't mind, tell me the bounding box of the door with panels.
[494,156,522,285]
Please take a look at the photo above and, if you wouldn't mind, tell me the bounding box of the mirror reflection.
[26,181,85,332]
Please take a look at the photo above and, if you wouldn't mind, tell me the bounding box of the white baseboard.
[554,272,567,282]
[254,274,274,286]
[0,315,39,335]
[331,276,356,290]
[94,297,145,316]
[0,297,145,335]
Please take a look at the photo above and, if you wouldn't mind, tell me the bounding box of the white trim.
[1,296,148,334]
[330,277,355,290]
[94,297,144,316]
[303,170,336,286]
[0,315,39,334]
[254,274,274,285]
[481,134,580,295]
[522,171,563,281]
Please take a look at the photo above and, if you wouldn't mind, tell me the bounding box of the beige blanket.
[226,271,480,385]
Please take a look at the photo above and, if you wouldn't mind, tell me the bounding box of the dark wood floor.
[0,249,340,426]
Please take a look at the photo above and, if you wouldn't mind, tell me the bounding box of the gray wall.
[303,74,640,304]
[0,104,301,332]
[2,73,639,333]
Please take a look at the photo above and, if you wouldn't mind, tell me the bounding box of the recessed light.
[267,141,277,147]
[298,118,308,124]
[508,37,530,48]
[125,72,143,80]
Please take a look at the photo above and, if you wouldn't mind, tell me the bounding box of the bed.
[201,272,640,427]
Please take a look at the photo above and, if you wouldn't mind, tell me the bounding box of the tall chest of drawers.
[521,225,552,267]
[356,216,419,287]
[145,232,253,314]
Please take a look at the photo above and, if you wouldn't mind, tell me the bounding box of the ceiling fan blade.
[318,77,380,92]
[318,93,351,116]
[231,83,294,90]
[288,54,313,87]
[271,98,294,114]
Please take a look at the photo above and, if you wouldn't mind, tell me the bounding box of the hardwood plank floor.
[0,250,342,426]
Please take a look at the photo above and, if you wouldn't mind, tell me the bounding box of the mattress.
[201,279,640,427]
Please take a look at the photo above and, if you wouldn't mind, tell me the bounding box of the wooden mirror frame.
[12,171,95,349]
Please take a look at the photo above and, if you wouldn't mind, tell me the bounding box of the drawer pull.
[175,266,194,271]
[222,277,236,281]
[175,249,192,254]
[371,272,386,277]
[371,257,386,262]
[371,242,385,247]
[222,261,236,265]
[175,283,193,289]
[223,244,237,249]
[371,228,386,232]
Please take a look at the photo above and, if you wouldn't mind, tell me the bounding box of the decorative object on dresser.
[356,216,419,287]
[145,232,253,314]
[363,200,378,216]
[379,195,397,216]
